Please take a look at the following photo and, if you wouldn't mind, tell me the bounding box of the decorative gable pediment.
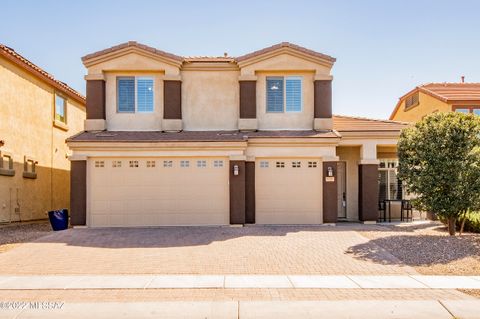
[82,42,183,75]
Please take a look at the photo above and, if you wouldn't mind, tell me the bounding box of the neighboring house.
[390,82,480,121]
[0,44,86,222]
[67,41,407,227]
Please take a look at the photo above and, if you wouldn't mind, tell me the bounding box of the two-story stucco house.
[390,82,480,122]
[67,41,407,227]
[0,44,86,222]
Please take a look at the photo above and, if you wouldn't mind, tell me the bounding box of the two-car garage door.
[89,158,229,227]
[88,157,323,226]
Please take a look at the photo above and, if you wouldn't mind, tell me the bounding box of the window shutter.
[266,77,284,112]
[137,77,154,112]
[117,77,135,112]
[286,77,302,112]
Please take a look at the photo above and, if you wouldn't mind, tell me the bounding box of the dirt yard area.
[356,221,480,275]
[0,221,51,253]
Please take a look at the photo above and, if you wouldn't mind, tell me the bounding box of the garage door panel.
[89,157,229,227]
[256,158,322,225]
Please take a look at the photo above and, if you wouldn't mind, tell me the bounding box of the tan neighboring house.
[0,44,86,222]
[67,41,407,227]
[390,82,480,121]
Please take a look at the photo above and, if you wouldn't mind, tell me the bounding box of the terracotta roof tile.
[419,83,480,102]
[82,41,335,65]
[333,115,408,132]
[81,41,184,63]
[236,42,336,63]
[0,44,85,104]
[67,130,339,143]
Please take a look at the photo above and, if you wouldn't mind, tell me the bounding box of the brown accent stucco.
[322,161,338,223]
[163,80,182,120]
[86,80,106,120]
[314,80,332,119]
[70,160,86,226]
[245,161,255,223]
[358,164,379,222]
[229,160,246,224]
[239,81,256,119]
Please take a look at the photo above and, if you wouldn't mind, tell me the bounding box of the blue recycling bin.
[48,209,69,231]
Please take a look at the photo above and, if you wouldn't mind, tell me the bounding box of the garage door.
[88,157,229,227]
[255,158,322,224]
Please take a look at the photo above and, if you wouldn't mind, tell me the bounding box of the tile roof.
[67,130,339,143]
[0,44,85,104]
[81,41,184,63]
[418,83,480,102]
[390,82,480,120]
[81,41,335,65]
[236,42,336,63]
[332,115,409,132]
[67,115,407,143]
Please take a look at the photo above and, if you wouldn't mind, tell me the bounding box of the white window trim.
[117,76,155,114]
[266,75,303,113]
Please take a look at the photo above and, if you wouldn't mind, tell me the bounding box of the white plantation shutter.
[286,76,302,112]
[137,77,154,112]
[266,77,284,112]
[117,77,135,112]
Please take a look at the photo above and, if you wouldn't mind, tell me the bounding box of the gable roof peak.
[236,42,336,63]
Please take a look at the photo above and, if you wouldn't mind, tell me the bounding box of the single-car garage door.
[88,157,229,227]
[255,158,322,224]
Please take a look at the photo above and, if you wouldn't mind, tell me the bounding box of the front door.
[337,161,347,219]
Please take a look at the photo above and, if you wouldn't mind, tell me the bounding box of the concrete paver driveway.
[0,225,416,275]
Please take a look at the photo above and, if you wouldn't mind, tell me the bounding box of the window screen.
[117,77,135,112]
[266,77,284,112]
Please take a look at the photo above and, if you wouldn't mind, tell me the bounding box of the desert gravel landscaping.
[0,221,51,253]
[355,221,480,275]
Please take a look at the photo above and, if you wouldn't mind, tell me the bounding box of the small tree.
[398,112,480,236]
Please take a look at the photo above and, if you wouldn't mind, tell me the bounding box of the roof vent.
[461,75,465,83]
[224,52,228,57]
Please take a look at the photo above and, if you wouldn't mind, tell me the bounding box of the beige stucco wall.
[391,92,450,122]
[105,72,164,131]
[337,146,360,220]
[0,57,85,222]
[182,70,239,130]
[240,53,332,76]
[256,71,315,130]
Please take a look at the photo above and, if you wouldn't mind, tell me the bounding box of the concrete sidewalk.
[1,300,480,319]
[0,275,479,290]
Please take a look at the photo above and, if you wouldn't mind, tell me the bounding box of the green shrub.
[462,211,480,233]
[438,211,480,233]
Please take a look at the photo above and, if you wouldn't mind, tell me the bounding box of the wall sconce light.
[327,166,334,177]
[233,165,239,176]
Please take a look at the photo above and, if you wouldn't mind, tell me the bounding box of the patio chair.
[400,200,413,222]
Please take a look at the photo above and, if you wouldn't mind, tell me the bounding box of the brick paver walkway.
[0,225,416,275]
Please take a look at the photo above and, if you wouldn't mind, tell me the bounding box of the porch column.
[238,75,258,131]
[70,157,87,226]
[323,160,338,223]
[358,142,379,223]
[163,75,183,132]
[229,157,246,224]
[84,74,106,131]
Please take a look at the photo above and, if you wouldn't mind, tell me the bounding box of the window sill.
[0,168,15,177]
[53,120,69,131]
[23,171,37,179]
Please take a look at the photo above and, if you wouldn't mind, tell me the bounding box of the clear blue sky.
[2,0,480,119]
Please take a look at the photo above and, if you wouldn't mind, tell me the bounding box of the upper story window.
[117,76,154,113]
[55,94,67,123]
[454,106,480,115]
[266,76,302,113]
[405,92,419,109]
